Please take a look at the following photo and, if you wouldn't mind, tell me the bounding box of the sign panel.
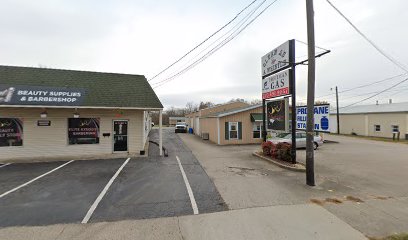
[296,104,330,132]
[0,85,86,106]
[262,69,291,99]
[68,118,100,144]
[267,99,287,131]
[261,40,290,77]
[0,118,23,147]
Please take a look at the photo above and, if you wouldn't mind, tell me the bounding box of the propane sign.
[296,104,330,132]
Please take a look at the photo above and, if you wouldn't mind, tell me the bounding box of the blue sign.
[296,104,330,132]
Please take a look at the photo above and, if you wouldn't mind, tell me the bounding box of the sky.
[1,0,407,109]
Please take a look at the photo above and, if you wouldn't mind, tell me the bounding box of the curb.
[252,152,306,172]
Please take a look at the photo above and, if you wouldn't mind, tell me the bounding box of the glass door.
[113,120,128,152]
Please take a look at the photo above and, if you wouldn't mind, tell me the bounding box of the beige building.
[169,117,186,126]
[0,65,163,162]
[186,102,263,145]
[329,102,408,139]
[185,101,249,136]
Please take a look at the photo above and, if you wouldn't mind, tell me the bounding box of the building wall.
[198,117,219,144]
[169,117,186,126]
[330,112,408,139]
[218,107,263,145]
[0,107,146,162]
[367,113,407,138]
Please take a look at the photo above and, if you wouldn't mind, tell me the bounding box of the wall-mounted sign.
[296,104,330,132]
[68,118,100,144]
[267,99,287,131]
[0,118,23,147]
[0,85,86,106]
[261,40,291,77]
[37,120,51,126]
[262,69,291,99]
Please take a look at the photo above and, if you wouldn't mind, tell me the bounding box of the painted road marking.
[81,157,131,224]
[0,163,12,168]
[0,160,75,199]
[176,156,199,215]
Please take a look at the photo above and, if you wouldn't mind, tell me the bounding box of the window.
[392,125,399,133]
[0,118,23,147]
[68,118,100,145]
[374,125,381,132]
[229,122,238,139]
[252,122,262,138]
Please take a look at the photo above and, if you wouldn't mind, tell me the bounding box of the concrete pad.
[178,204,367,240]
[323,199,408,238]
[0,217,183,240]
[0,225,66,240]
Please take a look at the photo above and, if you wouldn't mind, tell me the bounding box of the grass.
[369,233,408,240]
[330,133,408,144]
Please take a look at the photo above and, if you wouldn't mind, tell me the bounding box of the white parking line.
[176,156,199,215]
[81,157,130,224]
[0,163,12,168]
[0,160,75,199]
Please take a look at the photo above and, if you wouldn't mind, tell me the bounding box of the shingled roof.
[0,65,163,109]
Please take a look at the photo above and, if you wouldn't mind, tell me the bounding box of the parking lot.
[0,129,226,228]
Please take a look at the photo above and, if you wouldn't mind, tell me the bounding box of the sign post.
[261,39,296,164]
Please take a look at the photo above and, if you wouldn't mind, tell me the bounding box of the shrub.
[261,141,273,156]
[276,142,292,162]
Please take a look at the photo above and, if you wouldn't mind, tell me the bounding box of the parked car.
[267,132,323,150]
[175,122,188,133]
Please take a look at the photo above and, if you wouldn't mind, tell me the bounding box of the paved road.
[178,133,408,238]
[0,129,226,228]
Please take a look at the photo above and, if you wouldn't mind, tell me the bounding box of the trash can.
[189,128,193,134]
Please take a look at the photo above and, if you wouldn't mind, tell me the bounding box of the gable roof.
[0,65,163,109]
[332,102,408,114]
[203,104,262,118]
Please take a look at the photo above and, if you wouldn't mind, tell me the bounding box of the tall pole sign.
[261,39,296,164]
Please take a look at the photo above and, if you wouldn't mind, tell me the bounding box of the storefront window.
[253,122,262,138]
[68,118,100,145]
[0,118,23,147]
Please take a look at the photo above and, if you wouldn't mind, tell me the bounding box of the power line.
[326,0,408,74]
[148,0,259,82]
[297,73,408,101]
[340,77,408,108]
[153,0,279,89]
[154,0,265,83]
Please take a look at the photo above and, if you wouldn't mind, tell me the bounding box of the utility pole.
[335,86,340,134]
[306,0,316,186]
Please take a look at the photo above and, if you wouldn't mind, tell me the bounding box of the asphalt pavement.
[0,129,226,228]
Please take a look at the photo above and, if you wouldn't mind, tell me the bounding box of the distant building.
[330,102,408,139]
[169,117,186,126]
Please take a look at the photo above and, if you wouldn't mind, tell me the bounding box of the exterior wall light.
[40,111,48,118]
[73,113,80,118]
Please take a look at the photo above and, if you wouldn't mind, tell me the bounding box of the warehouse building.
[0,65,163,162]
[329,102,408,139]
[169,117,186,126]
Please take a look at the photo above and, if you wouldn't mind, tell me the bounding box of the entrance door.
[113,120,128,152]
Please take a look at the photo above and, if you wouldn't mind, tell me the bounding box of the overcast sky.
[1,0,407,109]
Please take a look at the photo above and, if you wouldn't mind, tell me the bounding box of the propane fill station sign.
[296,104,330,132]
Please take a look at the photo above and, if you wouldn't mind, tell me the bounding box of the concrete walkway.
[177,133,408,238]
[0,204,366,240]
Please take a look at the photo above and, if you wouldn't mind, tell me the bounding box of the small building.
[0,65,164,162]
[169,117,186,126]
[185,101,249,136]
[329,102,408,139]
[186,102,263,145]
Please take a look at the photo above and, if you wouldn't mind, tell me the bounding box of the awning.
[250,113,263,122]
